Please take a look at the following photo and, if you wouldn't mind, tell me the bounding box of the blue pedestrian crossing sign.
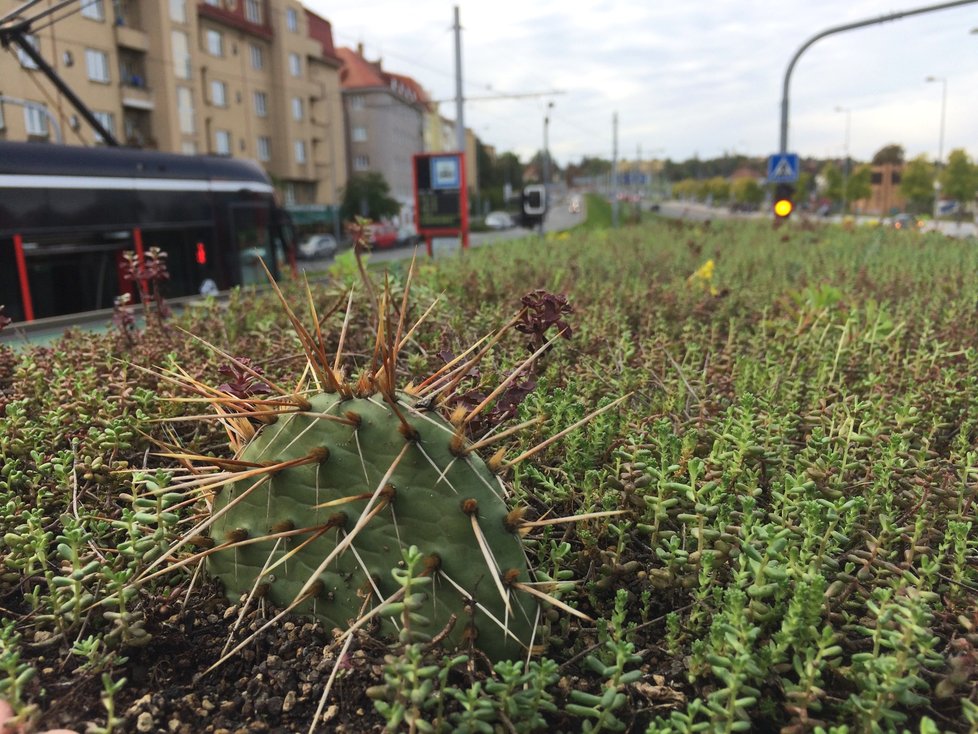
[767,153,800,183]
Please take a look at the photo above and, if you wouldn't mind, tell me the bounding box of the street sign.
[767,153,800,183]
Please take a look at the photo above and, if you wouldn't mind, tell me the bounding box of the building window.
[294,140,306,164]
[92,111,114,143]
[24,105,48,136]
[0,104,5,130]
[286,7,298,31]
[257,136,271,162]
[288,52,301,77]
[291,96,303,121]
[206,29,223,57]
[81,0,105,21]
[249,43,263,70]
[181,140,197,154]
[252,91,267,117]
[171,30,190,79]
[352,125,367,142]
[205,0,220,6]
[354,154,369,171]
[244,0,262,23]
[169,0,186,22]
[210,80,227,107]
[85,49,110,83]
[177,86,195,133]
[349,94,365,110]
[215,129,231,155]
[17,35,40,69]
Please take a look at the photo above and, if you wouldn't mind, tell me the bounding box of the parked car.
[297,234,338,259]
[369,222,399,248]
[484,211,514,230]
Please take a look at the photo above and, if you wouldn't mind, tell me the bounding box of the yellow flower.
[688,259,714,283]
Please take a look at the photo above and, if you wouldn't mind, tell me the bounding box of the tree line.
[338,143,978,221]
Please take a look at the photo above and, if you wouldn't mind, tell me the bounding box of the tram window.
[25,244,120,319]
[140,227,218,300]
[229,202,273,286]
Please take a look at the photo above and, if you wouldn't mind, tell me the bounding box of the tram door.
[228,202,275,286]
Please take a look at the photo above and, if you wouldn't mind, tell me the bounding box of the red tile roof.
[337,46,431,110]
[337,47,386,90]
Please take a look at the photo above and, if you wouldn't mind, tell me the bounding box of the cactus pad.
[207,390,538,660]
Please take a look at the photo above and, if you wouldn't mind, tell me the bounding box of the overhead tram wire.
[17,0,102,36]
[0,0,48,27]
[4,0,85,31]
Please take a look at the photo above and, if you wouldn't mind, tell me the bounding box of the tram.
[0,141,296,323]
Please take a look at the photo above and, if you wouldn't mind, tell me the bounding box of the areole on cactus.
[139,254,623,672]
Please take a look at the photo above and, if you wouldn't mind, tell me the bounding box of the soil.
[26,579,391,734]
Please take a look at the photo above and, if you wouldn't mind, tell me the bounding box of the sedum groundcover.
[1,217,978,733]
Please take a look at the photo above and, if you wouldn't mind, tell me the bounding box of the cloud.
[313,0,978,163]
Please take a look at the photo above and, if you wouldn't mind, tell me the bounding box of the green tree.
[672,178,699,200]
[340,172,400,222]
[730,177,763,208]
[796,171,814,206]
[703,176,730,203]
[872,144,905,165]
[939,148,978,213]
[900,155,935,214]
[820,162,844,208]
[846,164,872,209]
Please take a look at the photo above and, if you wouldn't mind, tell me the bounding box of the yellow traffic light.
[774,198,793,218]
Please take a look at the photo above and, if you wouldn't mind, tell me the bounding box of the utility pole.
[453,6,464,153]
[542,101,553,236]
[611,112,619,228]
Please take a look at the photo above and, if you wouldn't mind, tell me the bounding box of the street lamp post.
[925,75,947,218]
[835,106,851,214]
[542,101,554,235]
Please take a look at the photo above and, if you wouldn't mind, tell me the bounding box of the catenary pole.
[611,112,619,228]
[453,6,464,153]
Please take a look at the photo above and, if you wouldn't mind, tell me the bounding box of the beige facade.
[0,0,346,208]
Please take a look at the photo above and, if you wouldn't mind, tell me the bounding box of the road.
[300,196,585,268]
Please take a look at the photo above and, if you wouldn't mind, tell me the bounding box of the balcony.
[121,81,154,110]
[114,23,149,51]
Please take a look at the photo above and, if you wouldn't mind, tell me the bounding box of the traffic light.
[773,183,794,219]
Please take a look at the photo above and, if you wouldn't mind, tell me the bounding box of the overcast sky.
[307,1,978,167]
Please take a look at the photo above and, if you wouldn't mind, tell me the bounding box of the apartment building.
[336,44,427,206]
[0,0,346,212]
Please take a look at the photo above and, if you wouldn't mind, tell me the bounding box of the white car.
[297,234,338,260]
[484,211,514,230]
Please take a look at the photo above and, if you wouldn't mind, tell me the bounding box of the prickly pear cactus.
[207,389,538,660]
